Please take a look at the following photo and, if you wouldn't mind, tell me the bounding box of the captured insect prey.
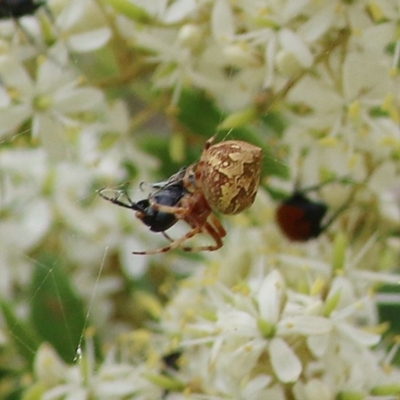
[99,168,188,234]
[0,0,45,19]
[100,136,263,255]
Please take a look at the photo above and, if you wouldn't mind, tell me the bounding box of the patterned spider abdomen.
[199,140,263,214]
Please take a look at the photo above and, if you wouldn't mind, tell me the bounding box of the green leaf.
[143,373,185,391]
[378,283,400,367]
[6,387,26,400]
[176,89,289,179]
[21,382,46,400]
[332,232,347,272]
[261,112,287,137]
[29,255,93,363]
[0,300,41,366]
[102,0,151,23]
[177,89,221,138]
[337,392,364,400]
[138,134,200,178]
[371,384,400,396]
[219,108,258,130]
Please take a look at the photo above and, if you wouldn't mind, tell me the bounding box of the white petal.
[47,42,70,66]
[120,236,148,278]
[41,384,72,400]
[362,23,396,51]
[64,388,88,400]
[56,0,85,30]
[36,58,72,93]
[343,51,390,101]
[34,344,67,386]
[53,87,104,113]
[94,380,137,397]
[67,28,112,53]
[298,3,336,42]
[211,0,235,43]
[293,378,333,400]
[35,115,70,161]
[0,147,46,181]
[336,322,381,347]
[0,85,11,107]
[102,100,130,133]
[241,375,273,399]
[369,162,397,194]
[279,29,313,68]
[21,198,52,248]
[269,337,302,383]
[277,316,332,336]
[257,270,285,323]
[0,56,34,94]
[163,0,197,23]
[288,76,342,113]
[217,310,258,337]
[326,276,356,313]
[219,340,265,379]
[307,333,330,357]
[282,0,310,21]
[0,104,32,137]
[0,198,51,250]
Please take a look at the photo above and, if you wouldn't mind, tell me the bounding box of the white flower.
[50,0,112,53]
[3,1,400,400]
[0,52,105,155]
[0,148,51,297]
[154,222,400,398]
[31,340,163,400]
[34,343,69,387]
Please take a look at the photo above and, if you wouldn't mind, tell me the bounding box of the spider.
[100,135,263,254]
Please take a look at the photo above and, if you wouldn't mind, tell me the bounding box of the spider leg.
[149,202,188,219]
[209,213,227,238]
[204,134,218,150]
[181,219,224,252]
[132,226,202,255]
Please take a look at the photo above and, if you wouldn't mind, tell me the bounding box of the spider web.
[0,11,292,398]
[0,126,289,397]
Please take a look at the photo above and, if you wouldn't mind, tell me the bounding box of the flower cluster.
[28,230,400,399]
[0,0,399,399]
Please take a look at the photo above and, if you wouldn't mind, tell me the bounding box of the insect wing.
[148,167,188,190]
